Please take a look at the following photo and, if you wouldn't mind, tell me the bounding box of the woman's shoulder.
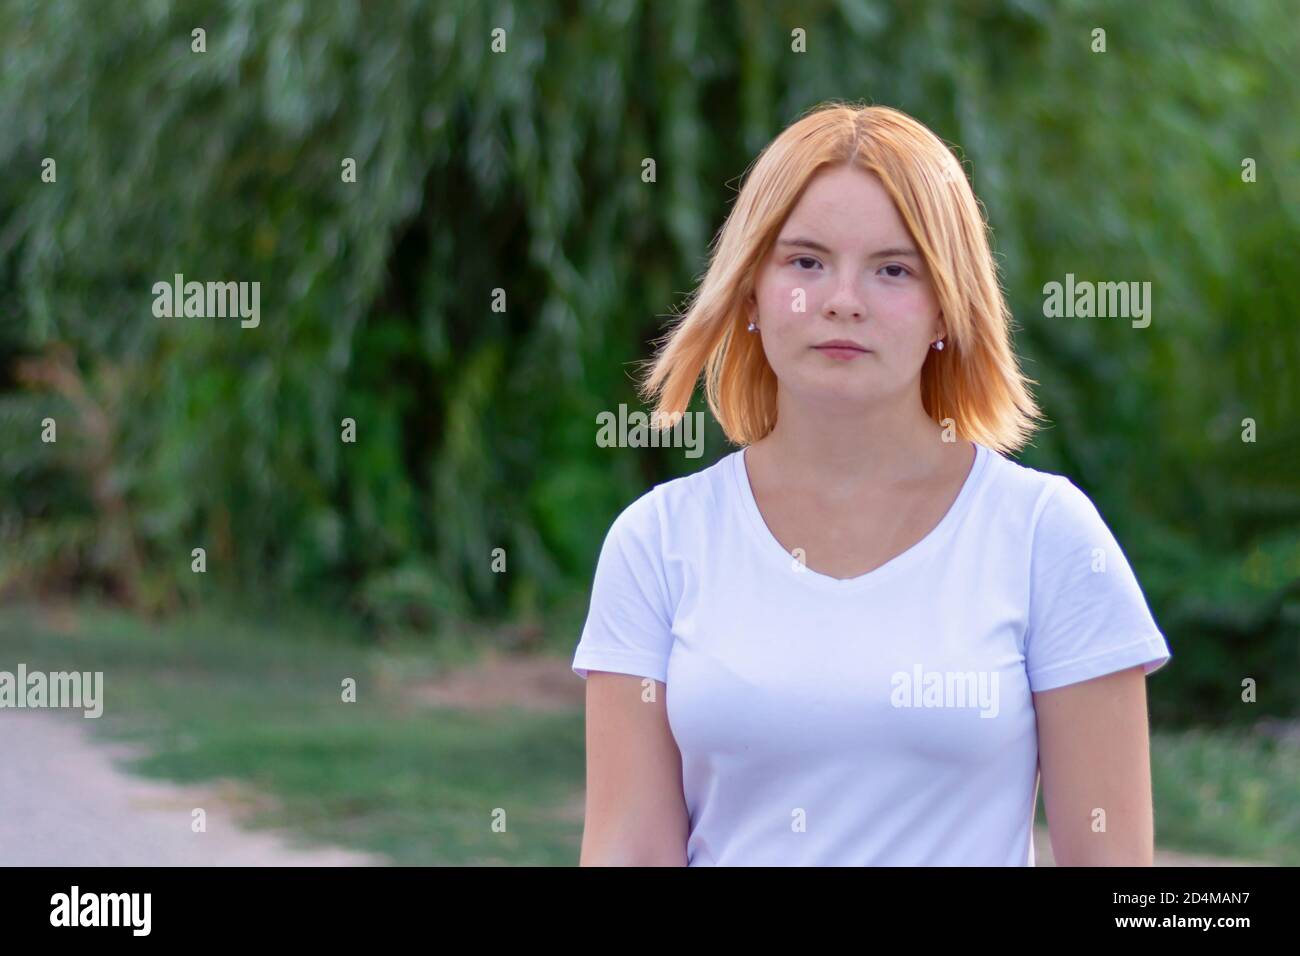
[980,443,1071,499]
[605,450,738,542]
[973,444,1089,539]
[978,445,1120,546]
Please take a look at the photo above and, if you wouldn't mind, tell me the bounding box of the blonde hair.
[636,100,1045,456]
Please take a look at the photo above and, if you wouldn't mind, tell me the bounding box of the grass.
[2,598,1296,865]
[1150,728,1300,864]
[0,599,585,865]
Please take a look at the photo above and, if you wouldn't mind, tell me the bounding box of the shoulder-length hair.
[636,100,1045,456]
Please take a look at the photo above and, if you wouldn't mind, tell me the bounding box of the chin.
[790,379,881,408]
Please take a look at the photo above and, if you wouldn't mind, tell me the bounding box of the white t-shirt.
[571,441,1173,866]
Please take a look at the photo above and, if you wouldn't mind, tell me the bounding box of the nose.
[823,282,866,320]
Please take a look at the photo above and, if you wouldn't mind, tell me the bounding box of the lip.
[811,335,873,351]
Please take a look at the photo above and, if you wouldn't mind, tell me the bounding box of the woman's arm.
[579,671,690,866]
[1033,665,1158,865]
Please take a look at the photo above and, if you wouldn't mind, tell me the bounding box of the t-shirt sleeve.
[1024,476,1173,692]
[571,489,676,683]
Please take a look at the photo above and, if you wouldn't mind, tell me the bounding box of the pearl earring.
[932,338,945,350]
[748,321,758,332]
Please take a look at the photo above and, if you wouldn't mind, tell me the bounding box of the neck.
[756,385,957,488]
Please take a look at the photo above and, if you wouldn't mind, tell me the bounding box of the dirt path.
[0,711,383,866]
[0,646,588,868]
[0,651,1269,866]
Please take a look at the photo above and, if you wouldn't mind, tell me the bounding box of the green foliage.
[1,1,1296,722]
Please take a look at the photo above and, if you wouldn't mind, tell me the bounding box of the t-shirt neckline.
[729,440,991,591]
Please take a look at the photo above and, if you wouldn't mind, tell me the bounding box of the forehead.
[780,165,911,246]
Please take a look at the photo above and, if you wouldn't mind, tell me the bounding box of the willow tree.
[1,0,1296,723]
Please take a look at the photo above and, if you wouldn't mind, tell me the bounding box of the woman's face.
[749,163,944,409]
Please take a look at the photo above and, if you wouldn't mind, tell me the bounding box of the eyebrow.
[776,238,921,259]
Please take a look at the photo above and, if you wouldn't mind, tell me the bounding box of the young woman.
[571,102,1172,866]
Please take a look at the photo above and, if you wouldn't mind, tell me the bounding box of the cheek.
[759,272,820,325]
[758,272,794,314]
[875,283,939,332]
